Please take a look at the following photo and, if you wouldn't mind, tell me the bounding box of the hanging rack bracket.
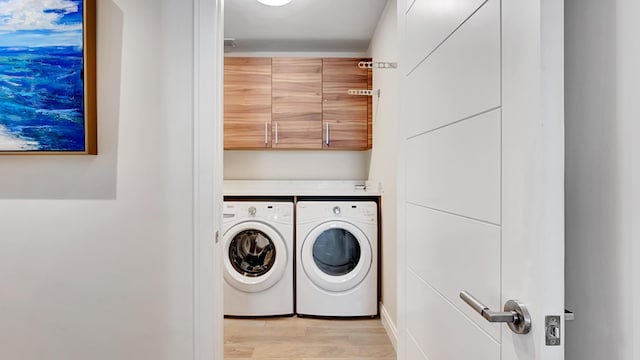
[347,89,380,97]
[358,61,397,69]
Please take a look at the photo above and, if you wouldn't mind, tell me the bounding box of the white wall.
[224,150,370,180]
[0,1,201,359]
[366,0,398,347]
[565,0,639,359]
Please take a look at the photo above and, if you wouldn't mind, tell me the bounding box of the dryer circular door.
[300,220,372,292]
[223,221,287,293]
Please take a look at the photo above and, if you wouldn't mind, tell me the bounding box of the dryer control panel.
[297,201,378,224]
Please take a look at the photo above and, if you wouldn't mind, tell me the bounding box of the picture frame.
[0,0,97,154]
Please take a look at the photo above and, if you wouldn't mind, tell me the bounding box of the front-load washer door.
[223,221,287,293]
[301,220,372,292]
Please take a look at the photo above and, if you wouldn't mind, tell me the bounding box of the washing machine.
[296,201,378,317]
[223,201,294,316]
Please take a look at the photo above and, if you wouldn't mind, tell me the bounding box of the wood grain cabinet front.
[322,58,371,150]
[272,58,323,149]
[223,57,372,150]
[224,57,272,149]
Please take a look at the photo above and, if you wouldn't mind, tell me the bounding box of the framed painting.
[0,0,96,154]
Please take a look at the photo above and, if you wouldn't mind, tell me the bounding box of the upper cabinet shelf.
[223,57,372,150]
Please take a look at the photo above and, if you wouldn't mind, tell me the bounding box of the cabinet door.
[224,57,272,149]
[272,58,323,149]
[322,58,370,150]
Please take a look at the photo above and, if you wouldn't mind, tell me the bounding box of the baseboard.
[380,302,398,351]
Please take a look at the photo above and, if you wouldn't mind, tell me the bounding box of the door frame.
[193,0,224,359]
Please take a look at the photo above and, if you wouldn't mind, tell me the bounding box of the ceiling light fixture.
[257,0,292,6]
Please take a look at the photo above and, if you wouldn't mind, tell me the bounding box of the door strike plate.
[545,315,561,346]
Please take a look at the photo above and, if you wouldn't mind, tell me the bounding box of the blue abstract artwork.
[0,0,89,152]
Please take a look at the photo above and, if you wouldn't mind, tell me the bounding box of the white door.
[397,0,564,359]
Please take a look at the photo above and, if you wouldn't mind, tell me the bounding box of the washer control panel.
[223,202,293,224]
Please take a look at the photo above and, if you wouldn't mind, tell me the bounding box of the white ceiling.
[224,0,388,52]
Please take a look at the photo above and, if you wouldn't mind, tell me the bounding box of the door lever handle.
[459,291,531,334]
[460,291,515,322]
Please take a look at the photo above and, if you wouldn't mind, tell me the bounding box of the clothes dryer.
[296,201,378,317]
[223,201,294,316]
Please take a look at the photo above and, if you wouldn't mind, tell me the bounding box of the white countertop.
[223,180,380,196]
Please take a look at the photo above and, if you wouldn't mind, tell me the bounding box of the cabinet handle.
[275,122,279,145]
[326,123,330,146]
[264,122,268,145]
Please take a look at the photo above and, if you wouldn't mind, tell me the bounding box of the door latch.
[215,231,220,244]
[545,315,561,346]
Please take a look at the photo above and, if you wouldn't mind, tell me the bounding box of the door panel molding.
[406,271,500,360]
[404,0,500,138]
[406,204,501,341]
[406,109,501,224]
[405,0,488,72]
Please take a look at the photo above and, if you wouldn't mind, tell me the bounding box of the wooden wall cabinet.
[224,57,272,149]
[272,58,323,149]
[224,57,372,150]
[322,58,370,150]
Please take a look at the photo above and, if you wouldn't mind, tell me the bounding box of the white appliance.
[296,201,378,317]
[223,201,294,316]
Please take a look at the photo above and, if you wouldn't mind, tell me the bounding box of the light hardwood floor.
[224,316,396,359]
